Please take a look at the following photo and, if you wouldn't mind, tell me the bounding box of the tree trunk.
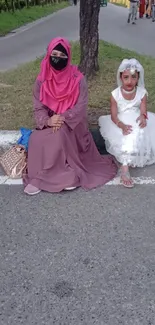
[4,0,10,11]
[11,0,15,12]
[16,0,21,9]
[25,0,29,8]
[79,0,100,77]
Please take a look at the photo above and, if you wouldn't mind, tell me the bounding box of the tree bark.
[11,0,15,12]
[79,0,100,77]
[16,0,21,9]
[4,0,10,11]
[25,0,29,8]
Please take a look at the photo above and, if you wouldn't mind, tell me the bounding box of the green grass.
[111,2,127,7]
[108,0,128,7]
[0,40,155,129]
[0,2,69,36]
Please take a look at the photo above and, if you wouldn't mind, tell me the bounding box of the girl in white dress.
[99,58,155,188]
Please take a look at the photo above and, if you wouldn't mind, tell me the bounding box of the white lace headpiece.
[117,58,145,88]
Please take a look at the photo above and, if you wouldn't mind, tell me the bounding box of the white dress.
[99,86,155,167]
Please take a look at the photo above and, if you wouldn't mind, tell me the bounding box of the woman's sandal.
[120,170,134,188]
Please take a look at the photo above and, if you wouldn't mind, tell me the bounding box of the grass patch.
[0,40,155,129]
[109,0,128,7]
[111,2,127,7]
[0,2,68,36]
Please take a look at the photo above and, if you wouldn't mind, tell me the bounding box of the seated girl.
[24,37,117,195]
[99,58,155,188]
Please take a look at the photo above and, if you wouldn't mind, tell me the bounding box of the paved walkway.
[0,5,79,71]
[99,4,155,56]
[0,4,155,71]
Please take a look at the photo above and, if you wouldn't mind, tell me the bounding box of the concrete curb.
[0,128,108,156]
[0,131,20,150]
[1,175,155,186]
[1,132,155,186]
[0,129,108,157]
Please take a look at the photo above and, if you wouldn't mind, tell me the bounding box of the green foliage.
[0,0,68,35]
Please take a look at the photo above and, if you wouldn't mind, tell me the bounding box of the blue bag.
[17,128,32,151]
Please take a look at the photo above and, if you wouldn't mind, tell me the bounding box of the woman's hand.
[121,123,133,135]
[136,115,147,128]
[52,126,62,133]
[47,115,65,129]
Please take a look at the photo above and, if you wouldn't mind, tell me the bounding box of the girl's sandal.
[120,170,134,188]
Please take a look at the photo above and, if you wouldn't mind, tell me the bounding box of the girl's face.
[121,69,139,91]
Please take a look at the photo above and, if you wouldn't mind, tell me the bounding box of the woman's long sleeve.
[63,77,88,130]
[33,80,49,129]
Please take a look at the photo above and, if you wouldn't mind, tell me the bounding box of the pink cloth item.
[37,37,83,114]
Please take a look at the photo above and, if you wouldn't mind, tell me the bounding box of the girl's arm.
[111,95,124,129]
[137,94,147,128]
[111,95,119,125]
[110,95,132,134]
[140,94,147,118]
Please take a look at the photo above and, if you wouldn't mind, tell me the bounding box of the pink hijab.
[37,37,83,114]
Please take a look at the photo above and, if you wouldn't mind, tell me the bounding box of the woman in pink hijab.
[24,37,117,195]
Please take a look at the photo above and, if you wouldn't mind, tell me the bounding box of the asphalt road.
[1,183,155,325]
[0,4,155,71]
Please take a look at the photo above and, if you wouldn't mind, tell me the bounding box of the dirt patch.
[0,83,12,88]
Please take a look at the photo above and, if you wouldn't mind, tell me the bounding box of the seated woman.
[24,37,117,195]
[99,58,155,188]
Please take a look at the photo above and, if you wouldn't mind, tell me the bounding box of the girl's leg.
[120,165,134,188]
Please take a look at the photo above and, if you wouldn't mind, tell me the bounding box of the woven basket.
[0,145,27,179]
